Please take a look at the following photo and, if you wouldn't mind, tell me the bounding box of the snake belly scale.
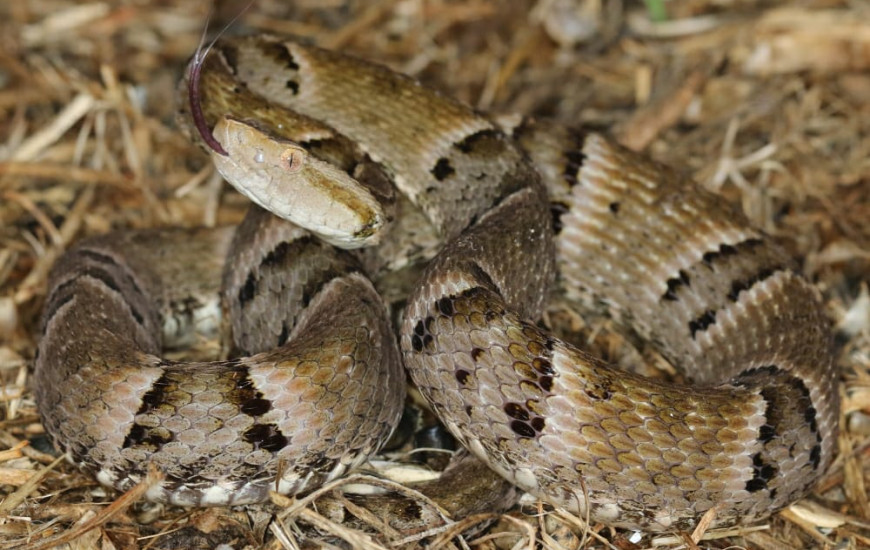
[34,34,838,531]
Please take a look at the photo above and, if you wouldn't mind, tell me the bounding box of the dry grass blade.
[8,94,95,162]
[0,162,132,188]
[0,454,64,519]
[2,464,163,550]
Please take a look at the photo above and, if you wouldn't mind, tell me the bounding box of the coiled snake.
[34,35,838,532]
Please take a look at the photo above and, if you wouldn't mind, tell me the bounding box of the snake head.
[210,117,389,249]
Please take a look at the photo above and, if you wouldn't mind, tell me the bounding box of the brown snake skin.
[34,35,838,532]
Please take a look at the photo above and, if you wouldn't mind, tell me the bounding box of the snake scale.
[34,34,838,532]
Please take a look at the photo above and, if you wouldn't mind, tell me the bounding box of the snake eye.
[280,148,305,173]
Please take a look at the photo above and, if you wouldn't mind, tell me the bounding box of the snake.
[33,34,839,533]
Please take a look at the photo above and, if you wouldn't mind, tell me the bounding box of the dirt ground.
[0,1,868,549]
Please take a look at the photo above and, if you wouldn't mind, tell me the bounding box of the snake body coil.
[34,35,838,531]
